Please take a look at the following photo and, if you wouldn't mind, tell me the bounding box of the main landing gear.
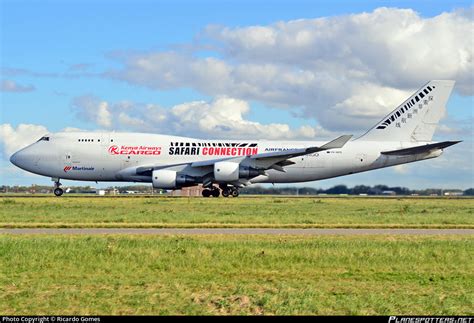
[202,186,220,198]
[52,178,63,197]
[201,185,240,198]
[221,186,239,198]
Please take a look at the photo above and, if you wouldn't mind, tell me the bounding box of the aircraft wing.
[381,141,461,156]
[246,135,352,170]
[251,135,352,159]
[134,135,352,176]
[189,135,352,169]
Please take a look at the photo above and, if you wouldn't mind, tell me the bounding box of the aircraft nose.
[10,149,29,170]
[10,151,20,167]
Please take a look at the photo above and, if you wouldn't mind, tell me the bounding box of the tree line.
[1,184,473,196]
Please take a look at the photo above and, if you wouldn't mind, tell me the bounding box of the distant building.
[106,188,119,195]
[444,191,463,196]
[172,185,204,197]
[382,190,396,195]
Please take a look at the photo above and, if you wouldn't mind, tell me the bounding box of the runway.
[1,228,473,235]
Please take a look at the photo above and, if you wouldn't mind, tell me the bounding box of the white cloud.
[72,96,112,128]
[107,7,473,132]
[0,124,49,156]
[393,165,410,174]
[169,96,322,139]
[0,80,35,93]
[70,95,327,140]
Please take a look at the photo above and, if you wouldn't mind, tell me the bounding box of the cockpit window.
[37,136,50,142]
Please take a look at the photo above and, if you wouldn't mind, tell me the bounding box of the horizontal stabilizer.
[381,141,461,156]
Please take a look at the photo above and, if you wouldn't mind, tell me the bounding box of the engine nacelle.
[152,169,177,189]
[214,161,239,181]
[152,169,198,189]
[214,162,263,182]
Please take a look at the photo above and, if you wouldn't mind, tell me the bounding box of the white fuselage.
[10,132,441,185]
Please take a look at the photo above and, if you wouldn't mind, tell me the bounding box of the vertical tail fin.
[358,80,455,142]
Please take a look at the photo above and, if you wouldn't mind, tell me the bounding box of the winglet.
[319,135,353,149]
[307,135,352,153]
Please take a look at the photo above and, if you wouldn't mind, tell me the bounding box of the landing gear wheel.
[231,188,240,198]
[222,188,230,198]
[54,188,64,197]
[202,189,211,197]
[211,189,220,198]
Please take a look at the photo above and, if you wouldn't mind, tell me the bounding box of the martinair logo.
[108,145,162,155]
[63,166,95,173]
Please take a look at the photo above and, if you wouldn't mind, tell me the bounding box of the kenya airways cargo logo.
[108,145,162,155]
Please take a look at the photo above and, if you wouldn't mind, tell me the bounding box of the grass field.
[1,196,473,228]
[0,234,472,315]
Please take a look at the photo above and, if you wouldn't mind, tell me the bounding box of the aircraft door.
[100,133,110,148]
[61,152,72,173]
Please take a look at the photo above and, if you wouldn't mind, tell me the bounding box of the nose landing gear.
[52,178,63,197]
[54,188,64,197]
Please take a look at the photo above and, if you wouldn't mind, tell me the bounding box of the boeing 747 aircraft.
[10,80,460,197]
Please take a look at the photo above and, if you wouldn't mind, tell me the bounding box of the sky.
[0,0,473,189]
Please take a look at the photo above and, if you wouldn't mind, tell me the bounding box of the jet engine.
[214,161,262,182]
[152,169,197,189]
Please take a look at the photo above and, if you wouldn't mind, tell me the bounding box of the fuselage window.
[423,89,429,94]
[427,86,432,91]
[415,96,419,102]
[419,92,424,98]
